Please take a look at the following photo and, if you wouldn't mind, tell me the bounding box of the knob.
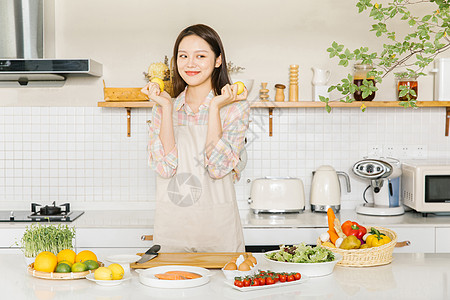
[9,211,14,221]
[366,164,374,173]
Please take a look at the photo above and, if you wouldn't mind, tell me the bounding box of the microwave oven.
[402,161,450,214]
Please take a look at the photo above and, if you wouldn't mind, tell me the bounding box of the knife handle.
[141,235,153,241]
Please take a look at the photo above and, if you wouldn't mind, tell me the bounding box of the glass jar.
[353,64,376,101]
[397,77,418,101]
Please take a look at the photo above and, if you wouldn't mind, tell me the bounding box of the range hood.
[0,0,102,87]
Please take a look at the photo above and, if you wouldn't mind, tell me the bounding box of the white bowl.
[105,254,141,274]
[263,251,342,277]
[85,273,132,286]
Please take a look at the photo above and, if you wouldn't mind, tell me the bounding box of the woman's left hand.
[210,83,248,109]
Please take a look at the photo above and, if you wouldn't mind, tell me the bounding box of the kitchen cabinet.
[244,228,324,246]
[435,227,450,253]
[390,226,435,253]
[0,228,27,254]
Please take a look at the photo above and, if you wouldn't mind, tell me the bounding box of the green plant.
[321,0,450,112]
[17,223,75,258]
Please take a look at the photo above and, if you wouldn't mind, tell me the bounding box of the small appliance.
[402,160,450,216]
[0,202,84,222]
[310,165,351,213]
[352,158,404,216]
[248,177,305,213]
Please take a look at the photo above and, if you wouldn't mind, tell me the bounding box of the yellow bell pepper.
[365,227,391,247]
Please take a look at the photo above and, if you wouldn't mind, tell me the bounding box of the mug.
[312,67,331,85]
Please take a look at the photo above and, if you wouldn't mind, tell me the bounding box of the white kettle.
[310,165,351,213]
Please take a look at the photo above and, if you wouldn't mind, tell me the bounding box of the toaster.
[247,177,305,213]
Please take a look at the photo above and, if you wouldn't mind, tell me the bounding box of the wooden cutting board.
[130,252,249,269]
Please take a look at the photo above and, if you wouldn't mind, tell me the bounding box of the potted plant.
[321,0,450,112]
[17,223,76,265]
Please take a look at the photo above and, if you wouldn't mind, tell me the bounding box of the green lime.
[55,263,71,273]
[71,262,87,272]
[58,260,73,268]
[84,260,99,270]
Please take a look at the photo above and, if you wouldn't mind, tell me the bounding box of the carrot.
[328,229,339,244]
[327,208,337,235]
[154,273,186,280]
[164,271,202,279]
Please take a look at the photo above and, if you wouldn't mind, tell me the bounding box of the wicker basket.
[27,261,104,280]
[318,226,397,267]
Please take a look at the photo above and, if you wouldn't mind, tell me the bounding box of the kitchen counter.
[1,209,450,229]
[1,252,448,300]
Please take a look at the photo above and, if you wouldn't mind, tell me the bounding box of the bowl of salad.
[264,243,342,277]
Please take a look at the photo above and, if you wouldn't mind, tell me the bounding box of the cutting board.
[130,252,250,269]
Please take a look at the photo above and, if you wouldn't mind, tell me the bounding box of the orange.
[75,250,97,263]
[56,249,76,264]
[34,251,58,273]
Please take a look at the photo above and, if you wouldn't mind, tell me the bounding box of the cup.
[312,68,331,85]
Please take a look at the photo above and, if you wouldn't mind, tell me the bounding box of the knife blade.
[136,244,161,264]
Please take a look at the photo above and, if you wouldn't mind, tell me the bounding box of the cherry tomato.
[243,278,251,287]
[294,273,301,280]
[273,276,279,283]
[234,279,244,288]
[251,279,259,286]
[258,277,266,286]
[279,274,286,282]
[287,274,295,282]
[265,277,275,285]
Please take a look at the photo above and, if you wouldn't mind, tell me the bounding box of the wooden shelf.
[98,100,450,108]
[97,100,450,137]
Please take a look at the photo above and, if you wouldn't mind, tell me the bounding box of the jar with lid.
[397,77,418,101]
[353,63,376,101]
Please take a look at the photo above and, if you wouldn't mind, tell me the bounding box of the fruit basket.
[27,261,104,280]
[317,226,397,267]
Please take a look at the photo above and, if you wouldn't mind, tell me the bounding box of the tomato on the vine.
[234,279,244,287]
[278,274,286,282]
[251,279,259,286]
[294,272,301,280]
[243,277,251,287]
[265,277,275,285]
[258,277,266,286]
[287,274,295,282]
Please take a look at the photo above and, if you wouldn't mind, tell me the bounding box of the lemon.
[84,260,99,270]
[107,263,124,280]
[34,251,58,273]
[94,267,113,280]
[71,262,87,272]
[234,81,245,95]
[57,249,76,264]
[55,263,71,273]
[75,250,97,263]
[150,77,164,92]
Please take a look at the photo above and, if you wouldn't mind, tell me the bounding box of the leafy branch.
[321,0,450,112]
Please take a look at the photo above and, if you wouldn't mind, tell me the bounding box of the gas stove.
[0,202,84,222]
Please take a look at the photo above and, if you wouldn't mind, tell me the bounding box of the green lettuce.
[265,243,335,263]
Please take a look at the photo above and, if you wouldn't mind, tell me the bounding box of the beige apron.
[153,123,245,252]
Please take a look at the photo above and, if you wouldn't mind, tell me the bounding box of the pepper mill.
[259,82,269,101]
[289,64,299,102]
[275,84,286,102]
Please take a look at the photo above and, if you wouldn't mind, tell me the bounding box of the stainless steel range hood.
[0,0,103,87]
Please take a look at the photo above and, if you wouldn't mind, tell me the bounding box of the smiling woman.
[141,24,250,253]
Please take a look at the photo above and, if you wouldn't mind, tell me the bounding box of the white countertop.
[2,209,450,229]
[2,252,448,300]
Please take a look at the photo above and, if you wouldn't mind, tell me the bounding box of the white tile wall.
[0,106,449,210]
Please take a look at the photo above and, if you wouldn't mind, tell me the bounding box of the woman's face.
[177,35,221,89]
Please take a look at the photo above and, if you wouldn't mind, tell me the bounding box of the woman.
[142,24,250,252]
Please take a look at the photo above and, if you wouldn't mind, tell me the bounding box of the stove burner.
[29,202,72,219]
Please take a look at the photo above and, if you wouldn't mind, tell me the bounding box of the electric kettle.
[310,165,351,213]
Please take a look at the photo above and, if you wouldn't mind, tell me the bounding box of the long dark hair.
[172,24,231,97]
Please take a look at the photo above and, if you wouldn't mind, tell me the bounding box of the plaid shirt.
[148,89,250,181]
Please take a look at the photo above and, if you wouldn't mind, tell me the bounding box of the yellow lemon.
[71,262,87,272]
[57,249,76,264]
[234,81,245,95]
[107,263,124,280]
[75,250,97,263]
[34,251,58,273]
[94,267,113,280]
[58,260,73,268]
[150,77,165,92]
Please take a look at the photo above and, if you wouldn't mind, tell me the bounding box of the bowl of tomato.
[263,244,342,277]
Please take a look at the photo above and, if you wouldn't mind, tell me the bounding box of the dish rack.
[318,226,397,267]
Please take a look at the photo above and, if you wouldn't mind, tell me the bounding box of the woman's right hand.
[141,82,172,108]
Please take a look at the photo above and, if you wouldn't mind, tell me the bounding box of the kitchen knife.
[136,244,161,264]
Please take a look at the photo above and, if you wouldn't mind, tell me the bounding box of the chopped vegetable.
[265,243,335,263]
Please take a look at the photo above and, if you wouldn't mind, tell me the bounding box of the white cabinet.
[390,227,435,253]
[244,228,324,245]
[0,228,27,254]
[435,227,450,253]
